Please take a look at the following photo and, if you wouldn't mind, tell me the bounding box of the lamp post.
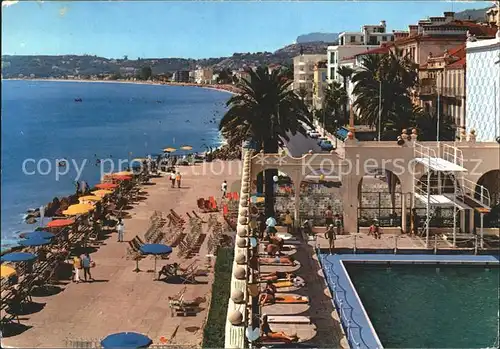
[378,78,382,141]
[334,119,338,149]
[437,71,441,143]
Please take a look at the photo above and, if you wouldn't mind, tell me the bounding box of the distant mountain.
[454,6,491,21]
[296,32,339,44]
[1,41,330,78]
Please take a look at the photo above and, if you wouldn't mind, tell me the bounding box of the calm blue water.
[1,80,229,249]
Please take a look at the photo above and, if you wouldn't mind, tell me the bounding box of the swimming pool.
[319,254,500,349]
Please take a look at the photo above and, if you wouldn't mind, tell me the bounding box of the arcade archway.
[476,170,500,228]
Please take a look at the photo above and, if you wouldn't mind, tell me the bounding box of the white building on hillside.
[327,20,394,84]
[465,34,500,142]
[195,67,214,84]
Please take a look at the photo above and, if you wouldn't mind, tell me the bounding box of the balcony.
[419,85,436,96]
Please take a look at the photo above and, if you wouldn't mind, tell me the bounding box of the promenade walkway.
[2,160,241,348]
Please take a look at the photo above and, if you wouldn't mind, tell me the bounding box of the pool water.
[346,264,499,348]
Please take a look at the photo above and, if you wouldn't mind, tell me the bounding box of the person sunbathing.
[259,255,295,265]
[260,271,295,281]
[158,263,179,280]
[259,281,277,305]
[265,243,281,257]
[260,314,299,342]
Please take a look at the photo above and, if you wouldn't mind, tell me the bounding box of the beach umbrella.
[1,252,37,263]
[95,183,118,190]
[113,175,133,181]
[101,332,152,349]
[132,158,147,163]
[139,244,173,278]
[163,147,176,153]
[276,232,294,240]
[19,231,54,239]
[47,219,75,228]
[62,203,94,216]
[19,237,52,247]
[0,265,16,279]
[79,195,102,203]
[180,145,193,151]
[114,171,134,176]
[92,189,113,197]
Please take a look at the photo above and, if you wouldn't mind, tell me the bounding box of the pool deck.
[1,161,242,348]
[319,253,500,349]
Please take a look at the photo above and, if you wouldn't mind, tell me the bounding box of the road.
[282,131,323,157]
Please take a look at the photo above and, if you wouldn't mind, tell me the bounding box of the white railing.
[460,177,491,208]
[414,142,437,164]
[442,144,464,168]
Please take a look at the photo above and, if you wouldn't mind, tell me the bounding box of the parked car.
[317,137,328,145]
[307,130,321,138]
[319,139,334,151]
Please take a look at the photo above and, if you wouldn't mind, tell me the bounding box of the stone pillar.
[460,210,466,233]
[468,209,475,234]
[293,181,301,226]
[342,175,361,234]
[401,193,407,233]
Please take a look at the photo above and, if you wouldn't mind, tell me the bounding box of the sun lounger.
[266,295,309,305]
[259,257,296,266]
[267,316,311,324]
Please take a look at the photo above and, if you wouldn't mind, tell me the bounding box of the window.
[382,36,387,41]
[350,36,356,43]
[330,67,335,79]
[329,52,334,63]
[390,36,394,41]
[369,36,377,45]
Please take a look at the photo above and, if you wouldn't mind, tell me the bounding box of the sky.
[1,1,491,59]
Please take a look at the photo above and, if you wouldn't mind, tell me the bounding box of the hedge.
[202,247,234,348]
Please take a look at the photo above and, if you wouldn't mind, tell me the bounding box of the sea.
[1,80,230,251]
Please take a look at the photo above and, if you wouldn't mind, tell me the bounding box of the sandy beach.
[1,160,242,348]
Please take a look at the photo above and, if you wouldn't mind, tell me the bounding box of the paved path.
[282,132,323,157]
[2,160,241,348]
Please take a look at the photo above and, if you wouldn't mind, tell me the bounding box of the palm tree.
[413,107,457,141]
[337,66,355,123]
[219,66,312,217]
[351,48,418,136]
[322,81,347,130]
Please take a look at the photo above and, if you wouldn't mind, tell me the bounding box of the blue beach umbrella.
[19,238,52,247]
[19,231,54,240]
[139,244,173,278]
[1,252,38,263]
[101,332,152,349]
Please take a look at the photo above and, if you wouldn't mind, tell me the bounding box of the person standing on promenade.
[284,210,293,234]
[73,255,82,283]
[410,208,419,237]
[324,224,336,254]
[116,218,124,242]
[170,170,176,188]
[176,172,182,188]
[325,205,334,226]
[81,252,94,282]
[221,180,228,198]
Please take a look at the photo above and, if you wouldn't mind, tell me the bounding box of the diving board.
[414,193,471,210]
[413,157,467,172]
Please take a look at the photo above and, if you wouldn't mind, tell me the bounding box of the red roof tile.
[447,57,466,69]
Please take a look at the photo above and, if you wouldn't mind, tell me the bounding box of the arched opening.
[299,168,342,227]
[475,170,500,228]
[253,169,295,225]
[358,168,402,229]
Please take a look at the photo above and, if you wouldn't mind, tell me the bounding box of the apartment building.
[194,67,213,84]
[419,44,466,133]
[172,70,190,83]
[312,60,328,110]
[293,54,327,107]
[466,35,500,142]
[327,21,393,84]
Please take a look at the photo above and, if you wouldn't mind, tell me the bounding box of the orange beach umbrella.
[163,147,176,152]
[113,171,134,176]
[112,175,133,181]
[1,265,16,279]
[47,219,75,228]
[92,189,113,197]
[95,183,118,190]
[79,195,102,202]
[62,203,94,216]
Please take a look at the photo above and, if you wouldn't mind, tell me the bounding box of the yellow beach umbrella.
[114,171,133,176]
[180,145,193,151]
[62,203,95,216]
[1,265,16,279]
[79,195,102,203]
[92,189,113,197]
[163,147,176,152]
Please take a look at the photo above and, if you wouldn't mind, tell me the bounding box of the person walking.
[170,170,176,188]
[116,218,124,242]
[73,255,82,283]
[410,208,419,236]
[221,180,228,198]
[324,224,336,254]
[81,253,94,282]
[325,205,334,226]
[284,210,293,234]
[334,214,343,236]
[176,172,182,188]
